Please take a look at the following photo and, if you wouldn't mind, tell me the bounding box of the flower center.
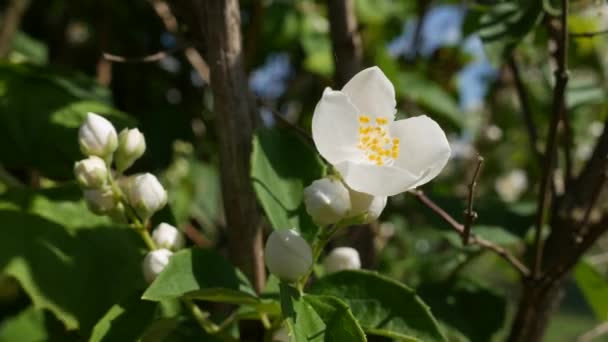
[356,115,400,166]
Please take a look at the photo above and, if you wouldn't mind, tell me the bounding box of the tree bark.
[187,0,266,292]
[327,0,363,87]
[0,0,31,58]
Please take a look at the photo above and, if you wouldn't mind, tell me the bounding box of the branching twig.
[410,190,530,277]
[533,0,569,279]
[463,155,483,244]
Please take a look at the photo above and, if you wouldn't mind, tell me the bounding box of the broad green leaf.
[251,128,326,240]
[300,7,333,77]
[142,248,258,304]
[574,260,608,320]
[0,63,133,180]
[0,307,47,342]
[310,270,445,341]
[417,277,507,342]
[279,283,366,342]
[9,31,48,65]
[90,292,158,342]
[0,185,145,333]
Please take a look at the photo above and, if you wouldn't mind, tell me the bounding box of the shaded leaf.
[575,260,608,321]
[90,292,157,342]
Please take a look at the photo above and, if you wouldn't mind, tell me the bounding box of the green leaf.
[251,128,326,240]
[0,63,133,179]
[300,9,333,77]
[90,292,158,342]
[10,31,48,65]
[417,277,507,342]
[0,185,145,333]
[0,307,47,342]
[310,270,445,341]
[279,283,366,342]
[142,248,258,305]
[575,260,608,320]
[465,2,543,66]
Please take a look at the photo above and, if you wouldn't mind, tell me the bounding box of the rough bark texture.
[0,0,31,57]
[180,0,266,293]
[327,0,363,87]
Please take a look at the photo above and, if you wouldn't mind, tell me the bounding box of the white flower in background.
[312,67,451,196]
[485,125,503,142]
[142,248,173,283]
[74,156,108,188]
[126,173,168,219]
[152,223,185,250]
[589,121,604,138]
[83,187,117,215]
[324,247,361,274]
[115,128,146,172]
[495,169,528,203]
[348,187,387,222]
[264,229,312,283]
[78,112,118,157]
[303,178,351,225]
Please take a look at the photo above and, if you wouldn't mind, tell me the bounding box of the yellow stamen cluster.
[357,115,400,165]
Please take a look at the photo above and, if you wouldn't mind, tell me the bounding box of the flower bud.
[142,248,173,283]
[303,178,351,225]
[126,173,167,219]
[83,187,117,215]
[323,247,361,274]
[264,229,312,283]
[115,128,146,172]
[74,156,108,188]
[78,112,118,157]
[152,223,185,250]
[348,188,387,222]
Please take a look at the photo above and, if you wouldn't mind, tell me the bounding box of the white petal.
[341,66,396,121]
[390,115,451,187]
[336,161,419,196]
[312,88,361,164]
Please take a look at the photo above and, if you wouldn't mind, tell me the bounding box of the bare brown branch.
[327,0,363,87]
[0,0,31,58]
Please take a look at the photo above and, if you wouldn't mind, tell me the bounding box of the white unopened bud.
[152,223,185,250]
[142,248,173,283]
[324,247,361,274]
[304,178,351,225]
[74,156,108,188]
[83,187,117,215]
[126,173,167,219]
[115,128,146,172]
[78,112,118,157]
[264,229,312,283]
[348,188,387,222]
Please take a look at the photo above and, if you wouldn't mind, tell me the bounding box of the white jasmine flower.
[152,222,185,250]
[323,247,361,274]
[312,67,451,196]
[74,156,108,188]
[264,229,312,283]
[142,248,173,283]
[303,178,351,225]
[115,128,146,172]
[348,187,387,222]
[78,112,118,157]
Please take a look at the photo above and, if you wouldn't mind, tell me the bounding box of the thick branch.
[0,0,30,57]
[327,0,363,87]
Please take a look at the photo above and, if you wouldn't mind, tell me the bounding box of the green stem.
[137,227,157,250]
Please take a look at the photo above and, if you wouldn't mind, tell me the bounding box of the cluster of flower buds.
[303,176,387,226]
[75,113,166,220]
[142,222,186,283]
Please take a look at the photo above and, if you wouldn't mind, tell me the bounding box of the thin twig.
[533,0,569,279]
[410,190,530,277]
[463,155,483,244]
[577,321,608,342]
[570,29,608,38]
[256,97,314,144]
[507,55,542,164]
[102,48,181,63]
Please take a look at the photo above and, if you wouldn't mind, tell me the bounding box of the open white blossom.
[348,187,386,222]
[312,67,451,196]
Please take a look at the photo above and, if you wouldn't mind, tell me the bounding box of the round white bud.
[126,173,168,219]
[74,156,108,188]
[303,178,351,225]
[78,112,118,157]
[142,248,173,283]
[152,223,185,250]
[323,247,361,274]
[115,128,146,172]
[264,229,312,283]
[83,187,117,215]
[348,188,387,222]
